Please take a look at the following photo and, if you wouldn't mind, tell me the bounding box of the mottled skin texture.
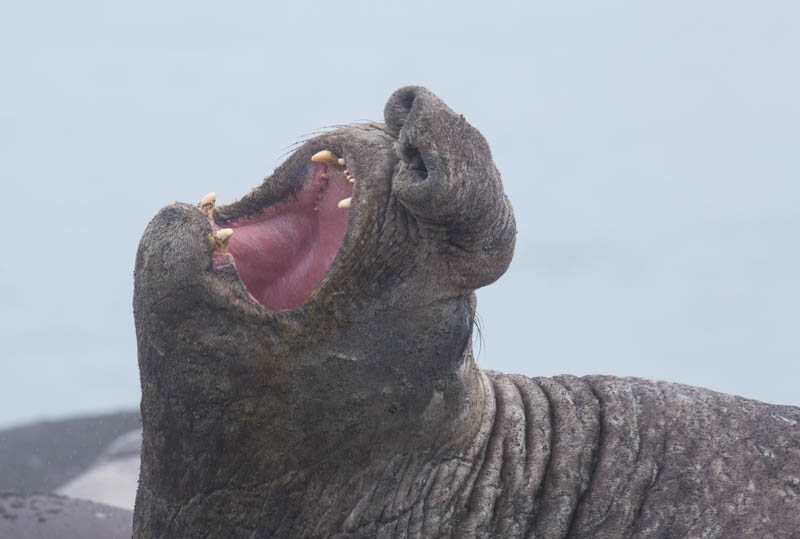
[133,87,800,538]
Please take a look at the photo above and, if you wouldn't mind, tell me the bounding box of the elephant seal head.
[132,86,515,537]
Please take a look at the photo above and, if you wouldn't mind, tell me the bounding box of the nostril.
[402,145,428,181]
[384,86,421,137]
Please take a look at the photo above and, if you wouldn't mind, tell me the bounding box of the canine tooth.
[337,158,345,166]
[199,192,216,216]
[213,228,234,242]
[311,150,341,166]
[349,178,355,184]
[209,228,234,252]
[337,197,352,209]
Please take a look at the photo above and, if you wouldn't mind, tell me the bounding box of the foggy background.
[1,1,798,430]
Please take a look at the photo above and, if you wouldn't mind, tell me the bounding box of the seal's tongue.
[209,151,354,311]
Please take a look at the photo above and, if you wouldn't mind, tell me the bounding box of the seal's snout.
[136,203,213,274]
[133,203,217,322]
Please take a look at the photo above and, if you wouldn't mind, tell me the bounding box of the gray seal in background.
[0,493,132,539]
[56,427,141,509]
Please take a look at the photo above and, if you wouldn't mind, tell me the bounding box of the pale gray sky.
[1,1,798,428]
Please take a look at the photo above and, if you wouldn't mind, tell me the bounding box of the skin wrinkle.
[528,378,556,539]
[565,381,613,537]
[627,385,666,534]
[452,373,504,538]
[445,370,496,535]
[409,490,426,537]
[616,385,645,530]
[385,456,415,523]
[377,456,418,525]
[419,456,455,534]
[393,458,429,521]
[529,377,602,538]
[388,459,437,530]
[368,461,404,527]
[570,380,633,536]
[638,383,695,538]
[507,375,552,538]
[561,379,600,535]
[418,366,493,535]
[420,456,464,535]
[405,460,439,533]
[486,376,528,538]
[345,476,381,532]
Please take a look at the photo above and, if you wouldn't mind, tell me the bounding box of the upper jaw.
[212,124,391,223]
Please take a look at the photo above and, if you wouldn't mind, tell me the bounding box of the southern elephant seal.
[130,86,800,538]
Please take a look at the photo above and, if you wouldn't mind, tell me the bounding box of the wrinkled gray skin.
[133,87,800,538]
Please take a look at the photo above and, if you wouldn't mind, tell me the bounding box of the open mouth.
[204,150,355,311]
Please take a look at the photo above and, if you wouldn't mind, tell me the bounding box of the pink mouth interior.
[221,164,352,311]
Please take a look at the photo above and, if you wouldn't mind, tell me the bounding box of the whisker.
[274,121,389,162]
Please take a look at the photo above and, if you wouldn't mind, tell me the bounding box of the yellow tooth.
[320,172,329,179]
[337,158,345,166]
[200,192,216,206]
[337,197,352,209]
[311,150,341,166]
[199,192,216,216]
[209,228,234,252]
